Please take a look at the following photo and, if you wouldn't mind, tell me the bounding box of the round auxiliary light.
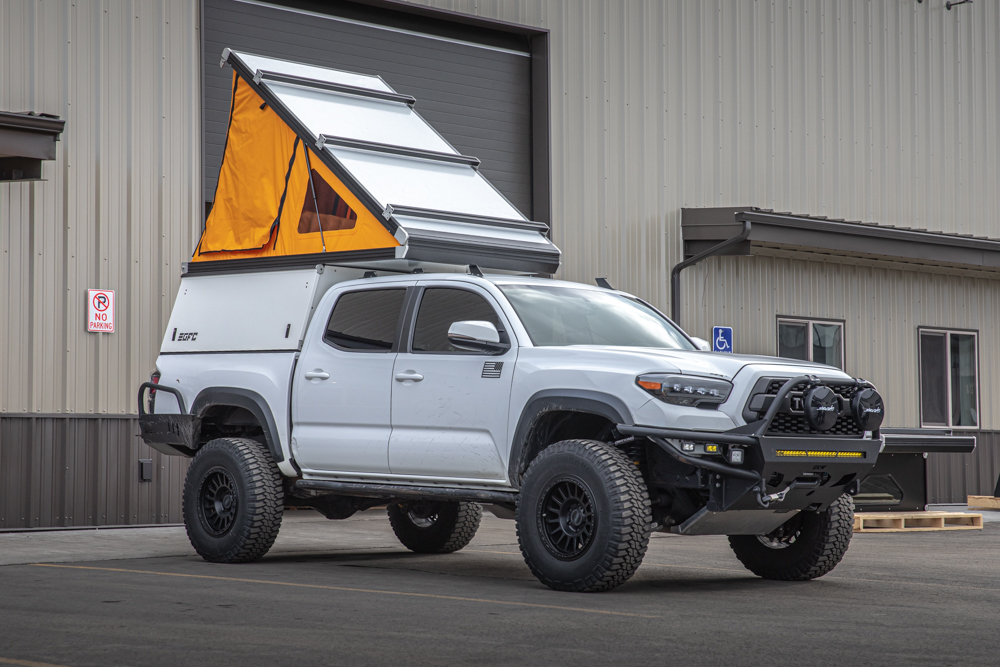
[804,386,840,431]
[851,388,885,431]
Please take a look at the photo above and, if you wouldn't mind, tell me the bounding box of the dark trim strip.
[257,70,416,106]
[319,134,480,168]
[294,479,517,504]
[184,248,396,275]
[0,413,138,420]
[0,111,66,135]
[158,349,298,355]
[682,207,1000,271]
[390,204,547,232]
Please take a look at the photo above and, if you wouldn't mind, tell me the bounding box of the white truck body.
[149,268,874,487]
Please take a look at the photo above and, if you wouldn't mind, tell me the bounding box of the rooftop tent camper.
[193,49,560,274]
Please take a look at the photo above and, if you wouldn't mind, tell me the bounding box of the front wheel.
[182,437,283,563]
[387,500,482,553]
[728,494,854,580]
[516,439,651,592]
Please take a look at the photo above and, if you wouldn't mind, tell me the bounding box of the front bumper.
[619,424,880,512]
[617,374,882,531]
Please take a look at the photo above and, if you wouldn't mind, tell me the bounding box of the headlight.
[636,374,733,407]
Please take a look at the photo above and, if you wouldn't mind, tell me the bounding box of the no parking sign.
[87,289,115,333]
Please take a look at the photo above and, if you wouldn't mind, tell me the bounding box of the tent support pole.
[303,146,327,252]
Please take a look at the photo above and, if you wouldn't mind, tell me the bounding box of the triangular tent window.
[299,169,358,233]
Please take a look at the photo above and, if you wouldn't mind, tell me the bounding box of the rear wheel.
[516,439,651,592]
[387,500,482,554]
[728,494,854,580]
[182,437,283,563]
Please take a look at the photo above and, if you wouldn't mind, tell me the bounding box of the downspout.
[670,215,752,325]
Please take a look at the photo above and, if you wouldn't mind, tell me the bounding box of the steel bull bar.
[617,375,882,513]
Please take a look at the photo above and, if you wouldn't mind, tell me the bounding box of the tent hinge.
[382,204,394,220]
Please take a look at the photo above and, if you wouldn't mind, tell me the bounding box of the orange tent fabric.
[194,73,398,262]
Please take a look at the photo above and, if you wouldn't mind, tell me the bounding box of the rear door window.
[325,289,406,351]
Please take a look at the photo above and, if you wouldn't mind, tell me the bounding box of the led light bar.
[775,450,865,459]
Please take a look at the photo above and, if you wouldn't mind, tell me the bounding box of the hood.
[556,346,848,382]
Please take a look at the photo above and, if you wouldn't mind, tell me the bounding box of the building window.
[919,329,978,428]
[776,318,844,370]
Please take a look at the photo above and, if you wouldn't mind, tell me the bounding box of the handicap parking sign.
[712,326,733,353]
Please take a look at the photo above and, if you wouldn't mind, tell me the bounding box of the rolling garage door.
[203,0,537,218]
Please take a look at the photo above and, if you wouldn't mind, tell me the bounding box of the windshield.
[499,285,696,349]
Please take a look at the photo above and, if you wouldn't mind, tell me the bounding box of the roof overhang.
[682,207,1000,273]
[0,110,66,181]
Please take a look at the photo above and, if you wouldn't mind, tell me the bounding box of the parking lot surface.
[1,508,998,667]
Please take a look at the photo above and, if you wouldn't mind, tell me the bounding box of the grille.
[759,380,863,437]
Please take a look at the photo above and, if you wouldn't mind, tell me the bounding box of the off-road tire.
[182,437,283,563]
[728,494,854,580]
[516,439,652,592]
[387,501,482,554]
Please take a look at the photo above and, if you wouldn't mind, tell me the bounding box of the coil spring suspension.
[615,436,646,470]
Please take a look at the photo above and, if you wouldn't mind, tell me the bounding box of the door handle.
[304,369,330,380]
[394,371,424,382]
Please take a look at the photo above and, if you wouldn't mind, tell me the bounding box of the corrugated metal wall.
[1,0,202,416]
[3,0,997,515]
[0,1,199,527]
[0,416,185,528]
[406,0,1000,415]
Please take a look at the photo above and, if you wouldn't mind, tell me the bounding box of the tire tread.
[182,437,283,563]
[516,439,652,592]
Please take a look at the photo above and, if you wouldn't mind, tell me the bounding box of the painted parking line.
[0,657,70,667]
[465,550,1000,593]
[31,564,658,619]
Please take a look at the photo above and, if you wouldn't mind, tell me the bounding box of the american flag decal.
[482,361,504,378]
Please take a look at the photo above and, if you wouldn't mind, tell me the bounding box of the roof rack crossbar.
[386,204,548,233]
[317,134,481,169]
[254,69,417,107]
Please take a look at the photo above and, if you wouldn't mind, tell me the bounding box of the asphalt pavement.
[1,508,998,667]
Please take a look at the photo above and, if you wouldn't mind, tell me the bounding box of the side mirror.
[690,336,712,351]
[447,321,510,354]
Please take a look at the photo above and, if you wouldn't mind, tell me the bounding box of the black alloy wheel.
[728,494,854,580]
[198,467,239,536]
[182,437,283,563]
[516,439,651,592]
[539,477,596,559]
[387,500,482,554]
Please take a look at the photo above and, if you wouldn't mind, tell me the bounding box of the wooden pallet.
[967,496,1000,510]
[854,511,983,533]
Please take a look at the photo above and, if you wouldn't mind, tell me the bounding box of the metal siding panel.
[202,0,534,215]
[407,0,1000,432]
[0,417,186,530]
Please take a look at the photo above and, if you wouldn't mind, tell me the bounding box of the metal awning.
[218,50,559,274]
[0,110,66,181]
[682,207,1000,273]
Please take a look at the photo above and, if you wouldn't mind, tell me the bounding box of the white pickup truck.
[139,266,884,592]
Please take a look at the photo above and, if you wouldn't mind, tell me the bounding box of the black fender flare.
[507,389,634,488]
[191,387,285,463]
